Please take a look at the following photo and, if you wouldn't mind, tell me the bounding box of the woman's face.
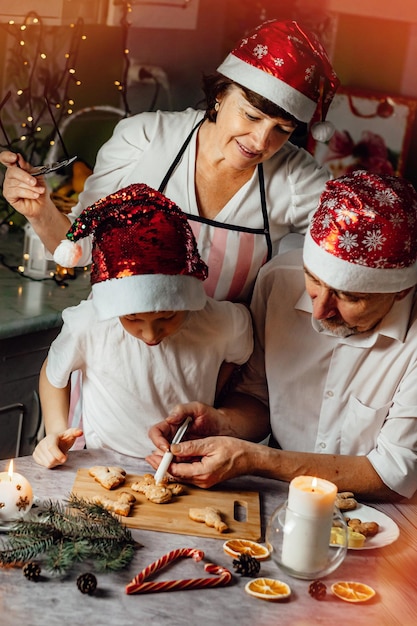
[214,85,297,170]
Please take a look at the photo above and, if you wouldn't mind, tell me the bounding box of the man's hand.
[147,435,254,489]
[146,398,270,489]
[148,401,223,453]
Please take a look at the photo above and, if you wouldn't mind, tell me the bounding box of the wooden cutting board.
[71,469,261,541]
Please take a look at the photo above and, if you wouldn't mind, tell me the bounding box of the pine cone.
[232,553,261,577]
[23,562,41,582]
[77,572,97,595]
[308,579,327,600]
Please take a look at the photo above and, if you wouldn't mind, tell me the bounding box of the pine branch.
[0,495,141,574]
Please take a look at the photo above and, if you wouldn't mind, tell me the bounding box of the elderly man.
[148,171,417,501]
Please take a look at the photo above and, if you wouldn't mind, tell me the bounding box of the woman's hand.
[1,150,71,252]
[0,150,21,168]
[32,428,83,469]
[147,435,256,489]
[1,151,48,220]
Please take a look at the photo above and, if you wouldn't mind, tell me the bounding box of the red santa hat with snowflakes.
[53,183,208,320]
[217,19,340,141]
[303,170,417,293]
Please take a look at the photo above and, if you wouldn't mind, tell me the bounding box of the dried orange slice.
[223,539,270,560]
[245,578,291,601]
[331,581,376,603]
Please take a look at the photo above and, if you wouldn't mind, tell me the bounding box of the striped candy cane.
[126,548,232,594]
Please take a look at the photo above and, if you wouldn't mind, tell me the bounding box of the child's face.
[119,310,188,346]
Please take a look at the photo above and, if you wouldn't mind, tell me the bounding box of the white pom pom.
[53,239,83,267]
[311,120,335,143]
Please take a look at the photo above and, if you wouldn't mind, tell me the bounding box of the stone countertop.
[0,230,91,339]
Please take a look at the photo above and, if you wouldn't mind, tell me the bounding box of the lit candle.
[281,475,337,574]
[0,460,33,522]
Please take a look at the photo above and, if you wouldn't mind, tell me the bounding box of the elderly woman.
[1,19,338,303]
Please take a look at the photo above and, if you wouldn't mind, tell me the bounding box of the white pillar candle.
[281,475,337,574]
[0,460,33,522]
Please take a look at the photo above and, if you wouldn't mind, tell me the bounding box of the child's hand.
[32,428,83,468]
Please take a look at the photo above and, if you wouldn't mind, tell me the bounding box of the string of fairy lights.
[0,0,195,162]
[114,1,133,115]
[0,6,132,232]
[0,1,195,284]
[0,5,137,163]
[0,13,88,163]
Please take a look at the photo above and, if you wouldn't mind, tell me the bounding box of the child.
[33,183,253,468]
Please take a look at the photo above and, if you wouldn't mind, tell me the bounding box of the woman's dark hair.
[202,72,301,126]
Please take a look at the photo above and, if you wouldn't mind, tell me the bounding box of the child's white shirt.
[46,298,253,457]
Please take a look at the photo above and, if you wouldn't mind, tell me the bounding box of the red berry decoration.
[309,579,327,600]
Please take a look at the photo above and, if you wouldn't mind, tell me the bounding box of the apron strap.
[184,212,264,234]
[158,119,204,194]
[158,118,272,257]
[258,163,273,262]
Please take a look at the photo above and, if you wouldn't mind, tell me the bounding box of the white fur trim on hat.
[217,54,315,123]
[303,230,417,293]
[92,274,207,321]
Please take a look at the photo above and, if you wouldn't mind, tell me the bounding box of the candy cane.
[126,547,233,595]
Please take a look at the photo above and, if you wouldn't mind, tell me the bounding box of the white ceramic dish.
[343,503,400,550]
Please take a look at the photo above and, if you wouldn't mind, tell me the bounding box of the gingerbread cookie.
[335,491,358,511]
[94,491,136,516]
[346,518,379,538]
[88,466,126,490]
[167,482,185,496]
[189,506,228,533]
[131,474,185,504]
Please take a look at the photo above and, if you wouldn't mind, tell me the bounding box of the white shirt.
[241,248,417,498]
[46,298,253,458]
[65,109,330,302]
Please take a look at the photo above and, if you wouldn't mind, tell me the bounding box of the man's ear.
[395,287,413,301]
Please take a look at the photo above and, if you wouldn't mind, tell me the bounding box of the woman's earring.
[214,101,220,112]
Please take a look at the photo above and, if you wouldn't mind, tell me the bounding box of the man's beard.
[316,318,358,338]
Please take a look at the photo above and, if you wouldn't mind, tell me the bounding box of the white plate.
[343,503,400,550]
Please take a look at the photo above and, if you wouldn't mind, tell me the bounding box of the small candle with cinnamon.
[0,460,33,522]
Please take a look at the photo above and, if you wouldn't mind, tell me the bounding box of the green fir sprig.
[0,494,141,574]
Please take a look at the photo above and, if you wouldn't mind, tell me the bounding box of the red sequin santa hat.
[217,19,340,141]
[303,171,417,293]
[53,183,208,320]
